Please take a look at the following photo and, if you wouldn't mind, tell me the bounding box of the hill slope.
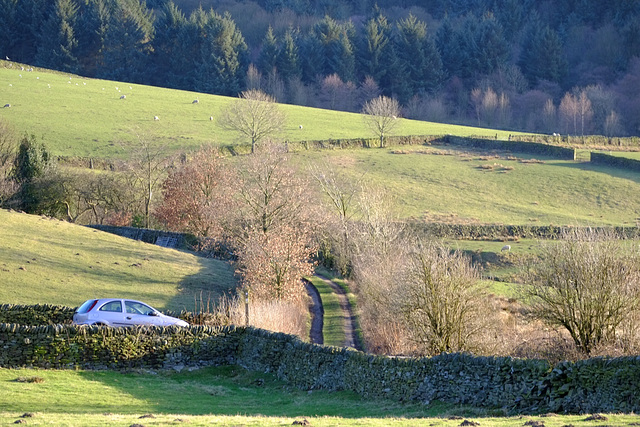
[0,62,525,158]
[0,209,237,308]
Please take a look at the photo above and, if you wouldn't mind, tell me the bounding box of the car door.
[96,299,128,326]
[123,300,164,326]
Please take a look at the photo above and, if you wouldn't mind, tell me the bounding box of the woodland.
[1,0,640,135]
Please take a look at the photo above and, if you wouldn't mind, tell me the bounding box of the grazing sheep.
[209,116,213,121]
[120,95,126,99]
[192,99,199,104]
[299,125,303,129]
[3,104,10,108]
[501,245,511,252]
[154,116,159,121]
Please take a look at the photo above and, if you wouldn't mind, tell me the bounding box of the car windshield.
[125,301,155,315]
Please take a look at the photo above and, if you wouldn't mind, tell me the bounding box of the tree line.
[1,0,640,135]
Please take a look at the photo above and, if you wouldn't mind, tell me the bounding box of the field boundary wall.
[1,320,639,414]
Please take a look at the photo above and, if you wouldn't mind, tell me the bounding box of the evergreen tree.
[472,13,509,75]
[194,11,248,96]
[11,134,60,215]
[13,0,52,63]
[35,0,79,73]
[0,0,19,59]
[357,12,391,85]
[314,15,356,81]
[277,28,301,81]
[100,0,154,83]
[258,26,278,75]
[151,1,187,87]
[394,14,443,99]
[519,15,567,85]
[299,31,324,84]
[75,0,110,76]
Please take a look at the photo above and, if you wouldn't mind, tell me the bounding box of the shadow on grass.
[75,365,456,419]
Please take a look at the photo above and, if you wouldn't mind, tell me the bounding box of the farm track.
[310,275,361,350]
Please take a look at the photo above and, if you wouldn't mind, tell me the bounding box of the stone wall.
[3,322,640,414]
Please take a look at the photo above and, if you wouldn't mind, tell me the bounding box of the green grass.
[295,145,640,226]
[2,367,639,426]
[0,62,525,158]
[307,275,344,347]
[0,209,237,310]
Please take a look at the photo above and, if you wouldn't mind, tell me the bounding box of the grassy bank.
[0,209,237,309]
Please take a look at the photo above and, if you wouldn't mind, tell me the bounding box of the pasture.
[1,366,639,426]
[295,145,640,226]
[0,209,237,309]
[0,61,524,158]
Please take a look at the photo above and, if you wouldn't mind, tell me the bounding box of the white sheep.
[209,116,213,121]
[501,245,511,252]
[120,95,126,99]
[299,125,303,129]
[192,99,199,104]
[154,116,159,121]
[3,104,10,108]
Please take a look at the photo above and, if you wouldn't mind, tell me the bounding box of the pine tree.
[277,28,301,81]
[0,0,19,59]
[358,13,391,85]
[35,0,79,73]
[258,26,278,75]
[194,11,248,96]
[75,0,110,76]
[100,0,154,83]
[299,31,324,84]
[151,1,187,87]
[519,15,567,85]
[472,13,509,75]
[394,14,443,99]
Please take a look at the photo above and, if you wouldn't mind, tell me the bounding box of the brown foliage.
[155,146,229,239]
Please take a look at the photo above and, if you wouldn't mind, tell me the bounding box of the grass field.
[0,209,237,309]
[0,61,525,158]
[2,366,639,426]
[294,145,640,226]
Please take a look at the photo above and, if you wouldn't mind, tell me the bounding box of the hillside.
[0,209,237,308]
[295,146,640,226]
[0,63,525,158]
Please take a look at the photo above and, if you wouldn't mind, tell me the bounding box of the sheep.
[154,116,159,121]
[501,245,511,252]
[3,104,10,108]
[192,99,199,104]
[120,95,126,99]
[299,125,303,129]
[209,116,213,121]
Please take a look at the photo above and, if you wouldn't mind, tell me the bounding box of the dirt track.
[305,275,361,350]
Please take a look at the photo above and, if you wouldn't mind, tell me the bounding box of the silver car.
[73,298,189,327]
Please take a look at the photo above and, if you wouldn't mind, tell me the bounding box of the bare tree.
[120,131,170,228]
[361,95,401,148]
[577,90,593,135]
[230,142,317,302]
[218,89,286,153]
[401,241,488,355]
[559,92,579,135]
[310,161,365,275]
[525,228,640,355]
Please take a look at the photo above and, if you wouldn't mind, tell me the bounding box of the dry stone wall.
[2,319,640,414]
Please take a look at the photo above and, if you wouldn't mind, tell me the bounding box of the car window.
[99,300,122,312]
[125,301,154,315]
